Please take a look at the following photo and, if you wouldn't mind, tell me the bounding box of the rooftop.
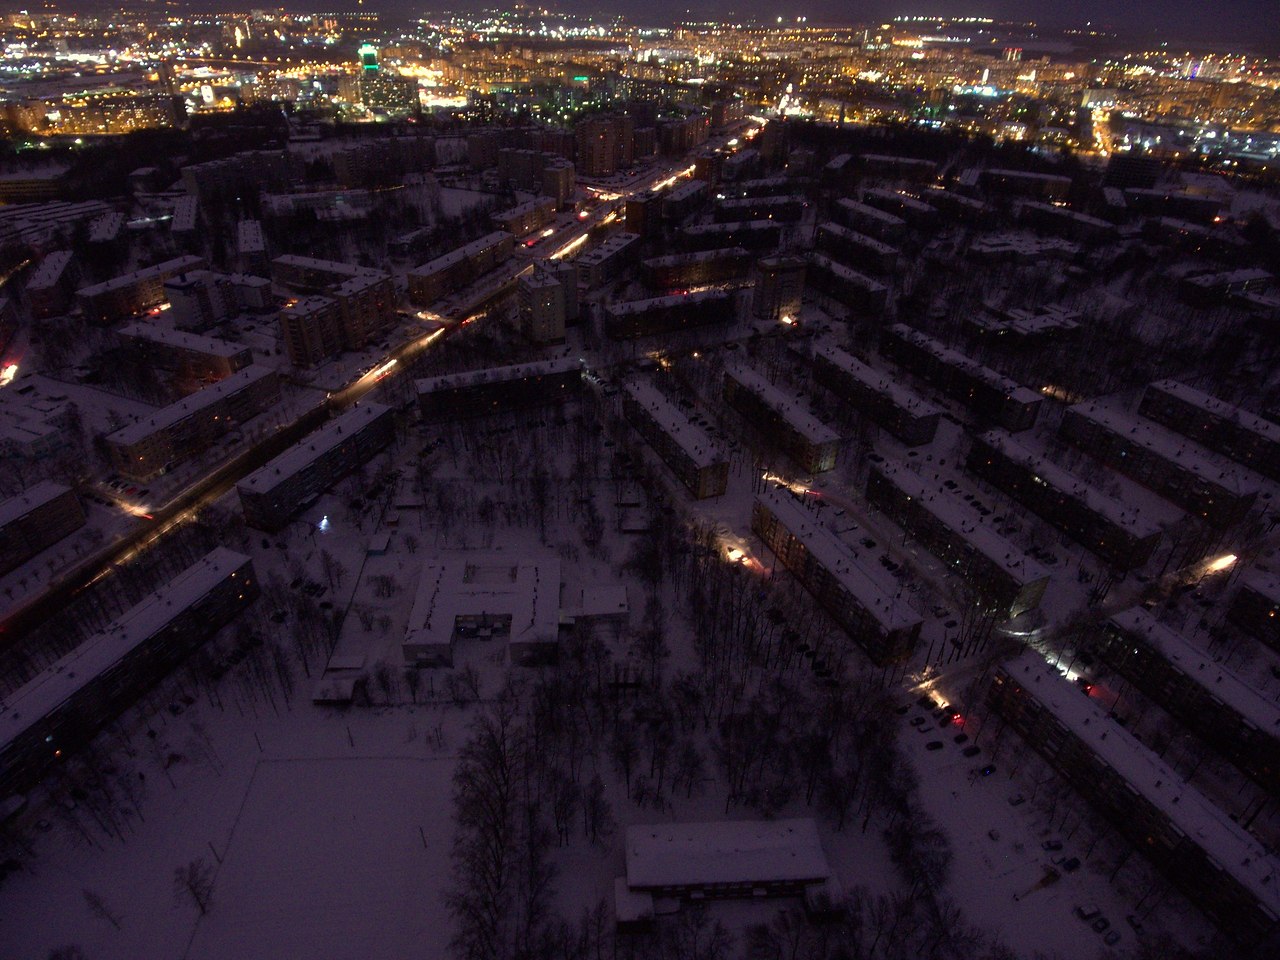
[0,549,252,753]
[416,357,581,395]
[999,650,1280,913]
[0,480,73,529]
[813,342,941,418]
[1066,402,1264,498]
[106,364,277,446]
[625,818,829,890]
[238,403,392,495]
[623,378,725,469]
[757,490,921,634]
[119,323,251,359]
[725,364,841,446]
[1107,607,1280,737]
[886,324,1041,403]
[976,431,1164,538]
[77,255,205,298]
[1147,381,1280,445]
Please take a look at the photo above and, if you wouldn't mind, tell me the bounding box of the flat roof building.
[408,231,514,305]
[1095,608,1280,794]
[724,364,841,474]
[604,289,732,340]
[1139,380,1280,483]
[119,323,254,384]
[402,554,561,667]
[988,651,1280,947]
[0,548,256,794]
[76,255,207,324]
[867,460,1049,619]
[623,379,729,499]
[881,324,1042,432]
[0,481,85,577]
[810,342,941,447]
[753,491,921,665]
[416,358,582,422]
[1229,571,1280,653]
[1059,402,1262,527]
[967,431,1164,571]
[237,403,395,531]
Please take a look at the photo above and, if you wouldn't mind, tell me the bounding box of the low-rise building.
[1094,608,1280,794]
[1058,403,1261,527]
[1229,572,1280,652]
[118,324,253,383]
[723,364,840,474]
[987,651,1280,948]
[0,481,86,576]
[713,194,805,224]
[76,255,207,324]
[752,491,921,664]
[604,290,732,340]
[408,231,514,304]
[491,196,556,238]
[237,403,395,531]
[623,380,728,499]
[640,247,752,291]
[682,220,782,252]
[807,253,889,315]
[1138,380,1280,482]
[861,188,938,228]
[105,364,281,480]
[966,431,1163,571]
[0,549,257,794]
[810,342,940,447]
[25,250,78,319]
[814,222,899,275]
[866,461,1048,618]
[416,358,582,422]
[165,270,234,331]
[832,198,907,243]
[880,325,1042,431]
[402,554,561,666]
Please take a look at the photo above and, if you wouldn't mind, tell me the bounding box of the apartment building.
[623,380,729,499]
[0,481,86,576]
[810,342,941,447]
[416,358,582,422]
[723,364,841,474]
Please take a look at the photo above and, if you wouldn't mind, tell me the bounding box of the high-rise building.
[575,115,635,177]
[518,271,568,344]
[753,255,806,323]
[278,296,345,368]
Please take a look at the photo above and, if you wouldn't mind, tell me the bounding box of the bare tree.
[172,857,215,916]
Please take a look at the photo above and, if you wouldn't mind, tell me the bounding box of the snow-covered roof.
[403,554,561,653]
[976,431,1163,538]
[107,364,277,446]
[684,219,778,235]
[237,219,265,252]
[999,651,1280,912]
[238,403,392,495]
[1147,381,1280,445]
[874,460,1050,585]
[492,197,554,220]
[1066,402,1264,498]
[623,379,725,469]
[625,818,829,889]
[725,364,840,446]
[817,221,898,255]
[25,250,74,291]
[1241,569,1280,605]
[716,194,804,210]
[575,232,638,265]
[813,342,940,418]
[119,323,251,359]
[757,491,921,633]
[1107,608,1280,736]
[887,324,1040,403]
[77,255,205,297]
[0,549,252,753]
[863,188,936,214]
[272,254,383,280]
[415,357,582,395]
[984,168,1072,185]
[808,253,888,292]
[606,289,729,316]
[642,247,749,269]
[835,197,905,228]
[1020,200,1113,230]
[0,480,72,529]
[664,180,707,202]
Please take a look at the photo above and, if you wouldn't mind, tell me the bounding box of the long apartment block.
[237,403,396,531]
[76,254,206,324]
[1229,571,1280,652]
[416,358,582,422]
[723,364,841,474]
[0,548,257,794]
[1139,380,1280,482]
[1058,402,1262,527]
[105,364,281,480]
[967,431,1164,571]
[604,290,732,340]
[0,481,86,576]
[807,253,890,314]
[988,652,1280,948]
[1094,608,1280,795]
[623,380,728,499]
[814,221,899,275]
[866,460,1048,619]
[752,491,921,665]
[118,323,254,382]
[810,342,941,447]
[407,231,514,305]
[880,324,1042,432]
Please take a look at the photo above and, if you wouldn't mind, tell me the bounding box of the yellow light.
[1207,554,1237,573]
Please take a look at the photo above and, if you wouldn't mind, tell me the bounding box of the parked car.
[1008,793,1026,807]
[1091,917,1110,933]
[1075,905,1101,921]
[978,764,996,777]
[1042,839,1064,852]
[925,741,943,751]
[1103,931,1121,947]
[1061,857,1081,873]
[962,745,981,757]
